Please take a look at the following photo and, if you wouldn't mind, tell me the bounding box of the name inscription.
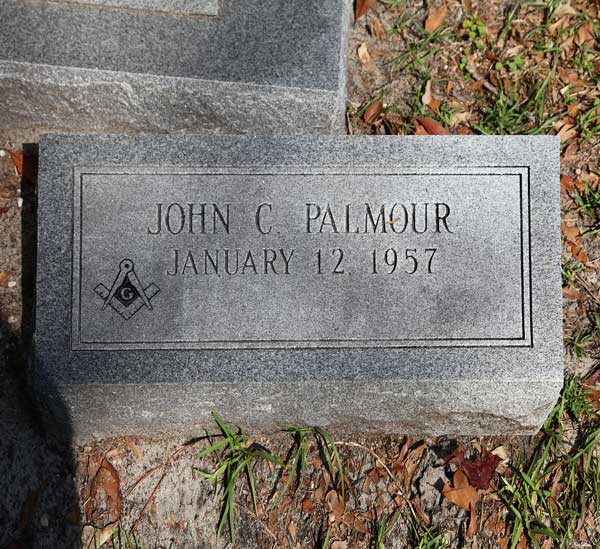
[146,201,453,277]
[71,167,532,350]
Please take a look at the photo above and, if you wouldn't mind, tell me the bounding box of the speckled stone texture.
[55,0,218,16]
[34,134,562,441]
[0,0,350,134]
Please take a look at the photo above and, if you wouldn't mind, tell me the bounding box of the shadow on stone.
[0,145,80,548]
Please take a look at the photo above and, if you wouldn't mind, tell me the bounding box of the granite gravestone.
[0,0,350,134]
[35,134,562,439]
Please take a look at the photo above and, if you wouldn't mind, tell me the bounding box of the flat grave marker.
[35,134,562,439]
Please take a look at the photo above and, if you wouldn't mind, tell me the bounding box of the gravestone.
[35,134,562,440]
[0,0,350,134]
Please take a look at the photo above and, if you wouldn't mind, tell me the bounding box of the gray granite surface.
[0,0,350,134]
[34,135,562,440]
[53,0,219,16]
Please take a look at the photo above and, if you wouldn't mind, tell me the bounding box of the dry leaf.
[363,100,383,124]
[7,150,23,176]
[86,457,122,526]
[302,497,315,515]
[491,445,509,462]
[0,271,8,288]
[355,0,377,21]
[575,22,595,47]
[367,18,387,39]
[413,116,450,135]
[425,3,448,33]
[422,79,433,106]
[563,285,583,300]
[450,111,471,125]
[421,80,442,114]
[414,119,429,135]
[81,524,114,549]
[571,243,588,263]
[358,43,374,72]
[288,521,297,542]
[442,468,479,510]
[403,443,426,491]
[560,175,575,194]
[125,437,144,460]
[412,496,431,525]
[558,123,577,142]
[562,141,579,161]
[448,447,501,490]
[561,222,580,242]
[467,501,478,538]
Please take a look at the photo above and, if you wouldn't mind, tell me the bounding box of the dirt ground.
[1,1,600,548]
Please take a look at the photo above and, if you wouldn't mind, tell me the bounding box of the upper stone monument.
[0,0,351,134]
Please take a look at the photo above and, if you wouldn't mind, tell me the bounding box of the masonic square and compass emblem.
[94,259,159,320]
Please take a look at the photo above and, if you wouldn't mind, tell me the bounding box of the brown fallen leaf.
[442,468,479,510]
[425,2,448,34]
[414,119,429,135]
[363,100,383,124]
[403,442,426,492]
[467,501,478,538]
[85,457,122,527]
[571,243,588,264]
[0,271,8,288]
[447,446,501,490]
[412,496,431,525]
[288,521,297,543]
[575,21,595,47]
[302,497,315,515]
[357,43,374,72]
[125,437,144,460]
[421,79,441,114]
[560,175,575,194]
[562,141,579,161]
[81,524,114,549]
[367,18,387,39]
[558,122,577,142]
[413,116,450,135]
[7,150,23,176]
[462,449,501,490]
[561,222,580,242]
[355,0,377,21]
[563,286,583,300]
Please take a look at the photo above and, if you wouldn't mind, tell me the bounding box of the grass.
[474,48,562,135]
[374,510,402,549]
[576,100,600,141]
[195,412,281,544]
[411,521,448,549]
[392,24,453,75]
[498,376,600,548]
[561,259,583,286]
[277,424,346,501]
[413,78,462,129]
[564,333,591,357]
[273,424,311,504]
[573,182,600,234]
